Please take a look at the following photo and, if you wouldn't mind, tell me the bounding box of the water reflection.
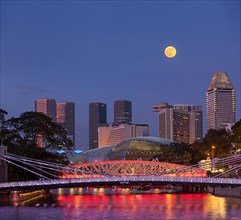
[204,195,226,219]
[54,193,241,219]
[0,191,241,220]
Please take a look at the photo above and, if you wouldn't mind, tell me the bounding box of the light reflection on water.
[1,191,241,220]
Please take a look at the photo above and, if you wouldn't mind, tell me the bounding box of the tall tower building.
[57,102,75,147]
[113,100,132,126]
[153,103,203,144]
[174,105,203,142]
[35,98,56,122]
[153,102,173,141]
[89,102,107,150]
[206,72,236,130]
[35,98,57,147]
[35,99,75,147]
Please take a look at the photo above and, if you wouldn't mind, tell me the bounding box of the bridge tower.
[0,145,8,182]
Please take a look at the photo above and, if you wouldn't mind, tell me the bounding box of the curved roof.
[125,136,173,145]
[208,71,234,91]
[71,136,173,164]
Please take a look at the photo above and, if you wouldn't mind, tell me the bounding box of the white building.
[98,124,149,147]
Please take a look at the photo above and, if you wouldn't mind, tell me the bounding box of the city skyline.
[89,102,107,149]
[0,1,240,149]
[153,102,203,144]
[113,99,132,126]
[35,98,75,147]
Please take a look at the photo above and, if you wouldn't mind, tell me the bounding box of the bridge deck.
[1,176,241,191]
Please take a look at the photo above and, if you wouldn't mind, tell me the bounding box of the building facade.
[35,98,56,122]
[98,123,149,147]
[35,98,75,147]
[153,102,173,141]
[57,102,75,146]
[113,100,132,126]
[206,72,236,130]
[89,102,107,150]
[153,103,203,144]
[174,104,203,142]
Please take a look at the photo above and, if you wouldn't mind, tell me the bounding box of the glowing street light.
[211,145,216,172]
[212,145,215,159]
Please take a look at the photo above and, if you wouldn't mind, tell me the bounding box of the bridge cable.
[0,156,50,180]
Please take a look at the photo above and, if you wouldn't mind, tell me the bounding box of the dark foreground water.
[0,191,241,220]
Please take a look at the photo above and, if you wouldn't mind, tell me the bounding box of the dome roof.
[71,136,173,164]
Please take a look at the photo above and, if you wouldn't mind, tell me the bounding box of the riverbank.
[0,189,49,205]
[213,187,241,198]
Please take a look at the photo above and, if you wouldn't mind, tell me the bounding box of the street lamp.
[212,145,215,159]
[211,145,215,172]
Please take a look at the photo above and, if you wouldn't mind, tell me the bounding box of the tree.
[0,108,7,124]
[191,140,207,164]
[231,119,241,151]
[154,143,193,165]
[3,111,73,148]
[202,129,232,158]
[0,108,8,144]
[0,109,71,181]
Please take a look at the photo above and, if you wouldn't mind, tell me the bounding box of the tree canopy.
[0,109,71,181]
[202,128,232,158]
[2,110,72,148]
[231,119,241,151]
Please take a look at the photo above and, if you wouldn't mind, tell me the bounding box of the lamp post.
[211,145,215,159]
[211,145,215,172]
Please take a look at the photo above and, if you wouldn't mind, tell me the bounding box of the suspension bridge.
[0,153,241,191]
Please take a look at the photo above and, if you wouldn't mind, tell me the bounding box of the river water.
[0,189,241,220]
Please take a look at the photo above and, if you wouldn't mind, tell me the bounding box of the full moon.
[164,46,176,58]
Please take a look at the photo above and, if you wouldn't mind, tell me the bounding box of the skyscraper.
[153,102,203,144]
[206,72,236,130]
[57,102,75,147]
[174,105,203,142]
[153,102,173,141]
[113,100,132,126]
[35,98,56,122]
[35,98,75,147]
[35,98,57,147]
[89,102,107,150]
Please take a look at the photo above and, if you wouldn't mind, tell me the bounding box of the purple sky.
[1,0,240,150]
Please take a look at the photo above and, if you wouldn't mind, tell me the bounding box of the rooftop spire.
[208,71,234,91]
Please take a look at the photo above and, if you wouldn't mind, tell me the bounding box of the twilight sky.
[0,0,240,150]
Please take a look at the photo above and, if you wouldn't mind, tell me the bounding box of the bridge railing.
[1,176,241,190]
[1,152,241,183]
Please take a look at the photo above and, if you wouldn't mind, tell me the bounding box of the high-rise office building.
[57,102,75,147]
[89,102,107,150]
[98,123,149,147]
[153,102,173,141]
[35,99,57,147]
[206,72,236,130]
[113,100,132,126]
[35,98,75,147]
[153,103,203,144]
[174,105,203,142]
[35,98,57,122]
